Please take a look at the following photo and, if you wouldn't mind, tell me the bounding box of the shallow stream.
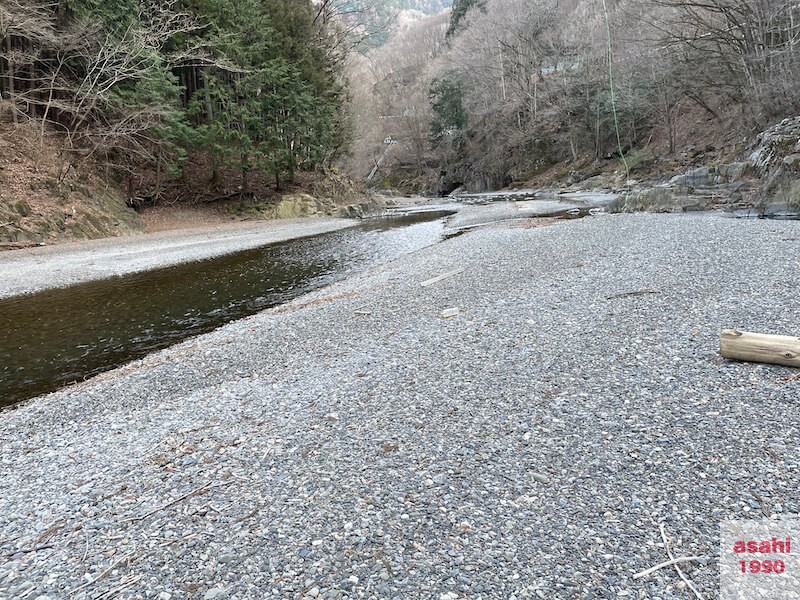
[0,210,453,407]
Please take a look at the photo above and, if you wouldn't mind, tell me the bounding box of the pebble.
[531,473,551,484]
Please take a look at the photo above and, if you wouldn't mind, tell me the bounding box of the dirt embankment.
[0,124,379,249]
[0,126,144,249]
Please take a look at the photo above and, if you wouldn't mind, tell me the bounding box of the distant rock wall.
[227,193,386,221]
[614,117,800,217]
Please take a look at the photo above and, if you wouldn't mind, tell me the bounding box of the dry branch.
[420,268,465,287]
[69,551,136,594]
[632,555,706,579]
[659,523,706,600]
[122,481,233,523]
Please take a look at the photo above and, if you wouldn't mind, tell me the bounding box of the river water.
[0,210,454,408]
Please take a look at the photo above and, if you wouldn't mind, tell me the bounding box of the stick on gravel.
[632,555,706,579]
[69,551,136,594]
[659,523,706,600]
[420,268,465,287]
[122,481,233,523]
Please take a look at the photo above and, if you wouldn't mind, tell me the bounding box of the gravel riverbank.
[0,217,355,299]
[1,212,799,599]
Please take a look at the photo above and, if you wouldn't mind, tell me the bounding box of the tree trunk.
[201,68,214,122]
[5,35,16,124]
[0,10,5,99]
[720,329,800,368]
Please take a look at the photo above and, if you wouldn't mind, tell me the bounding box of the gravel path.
[0,217,355,299]
[1,212,799,599]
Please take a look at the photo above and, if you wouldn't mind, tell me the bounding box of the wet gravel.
[0,218,354,299]
[1,212,799,599]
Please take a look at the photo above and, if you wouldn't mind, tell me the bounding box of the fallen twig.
[777,372,800,384]
[660,523,706,599]
[632,555,706,579]
[2,544,54,559]
[96,574,144,600]
[606,288,660,300]
[122,481,233,523]
[81,529,90,562]
[420,268,465,288]
[234,505,260,524]
[69,551,135,594]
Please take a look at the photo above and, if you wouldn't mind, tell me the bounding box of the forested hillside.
[346,0,800,193]
[0,0,357,211]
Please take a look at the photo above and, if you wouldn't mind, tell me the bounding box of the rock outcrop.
[614,117,800,217]
[613,162,754,214]
[748,117,800,215]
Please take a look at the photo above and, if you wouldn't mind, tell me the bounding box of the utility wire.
[601,0,630,181]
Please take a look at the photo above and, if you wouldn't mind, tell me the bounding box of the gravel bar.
[0,217,355,299]
[1,212,799,599]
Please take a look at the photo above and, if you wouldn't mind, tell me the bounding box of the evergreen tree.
[445,0,483,38]
[429,72,467,143]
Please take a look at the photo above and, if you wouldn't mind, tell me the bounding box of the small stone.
[204,588,226,600]
[440,308,460,319]
[348,575,359,585]
[440,593,459,600]
[325,413,339,422]
[158,593,172,600]
[531,473,550,484]
[307,587,320,597]
[218,553,236,564]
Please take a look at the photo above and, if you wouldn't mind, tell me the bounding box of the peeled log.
[720,329,800,368]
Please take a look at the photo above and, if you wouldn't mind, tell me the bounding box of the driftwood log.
[720,329,800,368]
